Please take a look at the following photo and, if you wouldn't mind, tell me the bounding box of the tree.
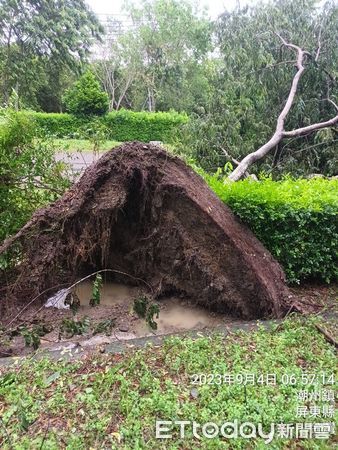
[93,0,212,112]
[93,26,145,112]
[63,71,109,116]
[127,0,211,111]
[184,0,337,177]
[229,33,338,180]
[0,0,103,107]
[34,60,76,113]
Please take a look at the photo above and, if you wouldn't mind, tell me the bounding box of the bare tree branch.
[315,25,323,62]
[283,114,338,138]
[229,34,307,181]
[221,146,242,166]
[221,148,259,180]
[327,98,338,112]
[228,34,337,181]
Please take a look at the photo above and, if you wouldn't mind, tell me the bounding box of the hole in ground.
[74,280,231,336]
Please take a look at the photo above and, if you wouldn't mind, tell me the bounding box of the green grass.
[53,138,121,152]
[0,316,336,449]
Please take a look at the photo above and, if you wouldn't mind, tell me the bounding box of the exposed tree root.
[0,142,292,320]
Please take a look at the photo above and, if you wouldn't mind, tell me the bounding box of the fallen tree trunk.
[0,143,292,319]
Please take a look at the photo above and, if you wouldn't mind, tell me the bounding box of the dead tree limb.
[228,34,338,181]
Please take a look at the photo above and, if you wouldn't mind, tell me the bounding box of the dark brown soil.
[0,142,292,321]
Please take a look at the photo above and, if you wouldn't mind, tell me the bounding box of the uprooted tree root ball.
[0,142,293,320]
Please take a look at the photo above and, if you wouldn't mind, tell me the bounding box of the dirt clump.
[0,142,292,320]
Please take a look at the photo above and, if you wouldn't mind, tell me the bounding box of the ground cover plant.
[0,316,336,449]
[53,138,120,152]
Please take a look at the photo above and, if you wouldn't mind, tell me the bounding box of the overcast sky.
[85,0,253,19]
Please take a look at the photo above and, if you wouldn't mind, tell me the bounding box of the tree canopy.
[0,0,103,107]
[178,0,337,176]
[93,0,212,112]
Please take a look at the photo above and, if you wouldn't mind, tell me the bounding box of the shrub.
[203,174,338,284]
[0,110,70,245]
[102,109,188,142]
[27,112,87,137]
[24,110,188,141]
[63,71,109,116]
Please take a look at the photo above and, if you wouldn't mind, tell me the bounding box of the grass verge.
[52,138,121,152]
[0,316,336,449]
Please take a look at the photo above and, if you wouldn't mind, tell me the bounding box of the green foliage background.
[0,0,103,109]
[1,0,337,178]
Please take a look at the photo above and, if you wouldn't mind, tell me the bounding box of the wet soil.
[0,282,336,358]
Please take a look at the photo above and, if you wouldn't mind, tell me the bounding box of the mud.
[74,281,226,334]
[0,282,335,358]
[0,281,233,357]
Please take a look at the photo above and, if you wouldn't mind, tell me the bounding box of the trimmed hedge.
[204,174,338,284]
[30,112,86,137]
[26,110,188,142]
[102,110,187,142]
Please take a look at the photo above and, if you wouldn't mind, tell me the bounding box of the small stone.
[118,324,129,332]
[190,388,198,399]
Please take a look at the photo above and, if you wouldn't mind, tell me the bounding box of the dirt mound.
[0,142,291,319]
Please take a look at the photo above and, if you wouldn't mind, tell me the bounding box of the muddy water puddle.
[75,281,139,307]
[74,281,227,337]
[2,282,231,357]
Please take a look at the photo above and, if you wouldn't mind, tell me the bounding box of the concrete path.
[0,320,276,368]
[1,311,336,368]
[55,151,107,173]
